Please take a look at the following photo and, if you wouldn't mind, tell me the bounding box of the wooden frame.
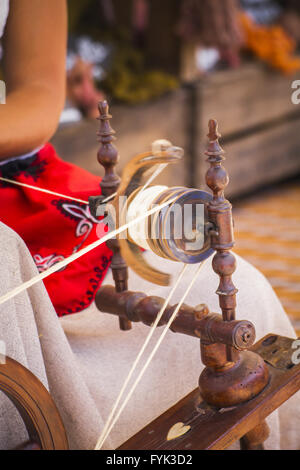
[0,356,68,450]
[0,101,298,450]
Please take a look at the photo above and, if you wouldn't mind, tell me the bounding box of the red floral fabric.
[0,143,112,316]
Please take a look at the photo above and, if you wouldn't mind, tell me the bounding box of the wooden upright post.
[96,101,132,331]
[205,119,238,361]
[198,120,269,409]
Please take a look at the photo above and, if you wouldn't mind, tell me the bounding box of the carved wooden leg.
[240,421,270,450]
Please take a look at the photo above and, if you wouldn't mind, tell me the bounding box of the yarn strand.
[95,261,206,450]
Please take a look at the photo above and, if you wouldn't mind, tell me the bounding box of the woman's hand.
[0,0,67,159]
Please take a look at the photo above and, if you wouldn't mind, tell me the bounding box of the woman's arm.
[0,0,67,159]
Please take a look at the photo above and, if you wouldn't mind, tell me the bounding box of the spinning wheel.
[0,100,299,450]
[93,102,300,450]
[0,356,68,450]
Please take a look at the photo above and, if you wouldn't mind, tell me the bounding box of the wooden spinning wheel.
[0,100,299,450]
[93,102,300,450]
[0,356,68,450]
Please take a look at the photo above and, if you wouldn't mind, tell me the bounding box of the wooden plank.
[196,118,300,198]
[119,335,300,450]
[51,64,300,197]
[198,63,299,138]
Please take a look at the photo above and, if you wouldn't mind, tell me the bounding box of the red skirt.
[0,144,112,316]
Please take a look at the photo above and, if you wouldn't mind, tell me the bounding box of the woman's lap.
[61,252,298,449]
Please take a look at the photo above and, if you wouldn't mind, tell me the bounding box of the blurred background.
[15,1,300,332]
[54,0,300,193]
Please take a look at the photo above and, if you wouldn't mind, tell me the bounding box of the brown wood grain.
[199,63,298,137]
[0,356,68,450]
[119,335,300,450]
[197,118,300,197]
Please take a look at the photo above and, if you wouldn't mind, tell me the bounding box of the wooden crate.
[52,63,300,198]
[199,63,298,135]
[220,119,300,196]
[194,63,300,196]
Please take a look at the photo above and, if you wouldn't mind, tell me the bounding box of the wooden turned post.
[205,119,238,362]
[203,123,270,448]
[97,101,121,197]
[240,421,270,450]
[198,120,269,409]
[97,101,131,331]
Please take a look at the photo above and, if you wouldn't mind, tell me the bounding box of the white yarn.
[95,261,206,449]
[0,176,117,205]
[127,185,167,250]
[0,196,177,307]
[94,264,189,450]
[0,177,89,204]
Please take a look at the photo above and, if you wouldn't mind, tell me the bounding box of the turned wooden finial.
[207,119,220,143]
[205,119,228,202]
[206,119,224,161]
[97,101,121,197]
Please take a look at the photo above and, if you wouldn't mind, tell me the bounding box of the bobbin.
[112,140,217,285]
[126,185,215,264]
